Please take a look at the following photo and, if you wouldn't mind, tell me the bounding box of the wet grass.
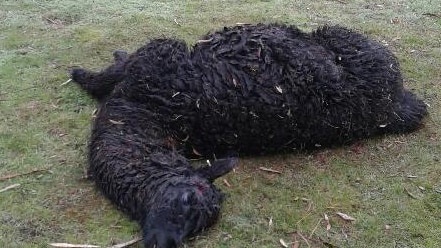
[1,0,440,247]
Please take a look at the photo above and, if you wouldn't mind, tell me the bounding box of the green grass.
[1,0,440,247]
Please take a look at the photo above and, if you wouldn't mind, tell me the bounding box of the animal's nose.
[144,232,180,248]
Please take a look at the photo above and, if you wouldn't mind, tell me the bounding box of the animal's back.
[185,24,425,155]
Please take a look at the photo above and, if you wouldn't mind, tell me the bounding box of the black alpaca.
[86,86,238,247]
[72,23,427,248]
[73,24,427,156]
[74,39,241,248]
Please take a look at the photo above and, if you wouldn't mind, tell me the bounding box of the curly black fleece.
[87,91,237,248]
[72,23,427,247]
[73,23,427,156]
[74,40,242,247]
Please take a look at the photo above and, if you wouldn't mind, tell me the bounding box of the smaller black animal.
[88,89,238,247]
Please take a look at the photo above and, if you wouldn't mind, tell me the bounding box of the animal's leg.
[196,157,239,182]
[71,50,128,101]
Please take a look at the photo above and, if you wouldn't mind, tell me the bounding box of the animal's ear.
[71,68,88,83]
[112,50,128,62]
[196,157,239,181]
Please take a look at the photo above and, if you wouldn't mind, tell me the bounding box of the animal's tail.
[71,50,128,101]
[384,90,427,133]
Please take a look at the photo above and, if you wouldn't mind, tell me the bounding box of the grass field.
[1,0,440,247]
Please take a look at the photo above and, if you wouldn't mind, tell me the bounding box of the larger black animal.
[73,24,427,156]
[72,24,427,247]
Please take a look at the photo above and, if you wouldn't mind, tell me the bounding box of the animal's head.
[142,157,238,248]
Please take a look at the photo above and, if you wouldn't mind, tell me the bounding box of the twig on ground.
[44,17,58,24]
[279,238,289,248]
[0,168,51,181]
[309,218,323,238]
[105,237,143,248]
[423,13,441,18]
[325,205,341,209]
[324,213,331,231]
[333,0,348,4]
[404,187,418,199]
[296,232,311,248]
[223,178,232,187]
[0,184,20,193]
[296,211,313,225]
[259,167,282,174]
[336,212,356,221]
[306,200,314,212]
[60,78,72,86]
